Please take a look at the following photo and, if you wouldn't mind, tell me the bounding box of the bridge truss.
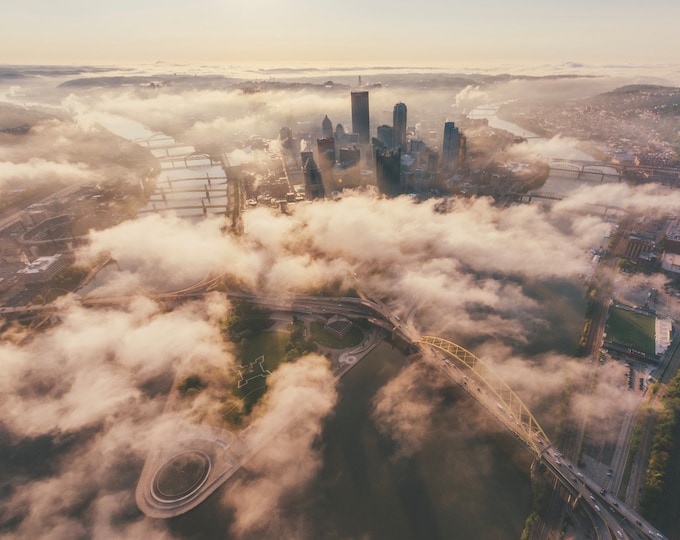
[418,336,549,456]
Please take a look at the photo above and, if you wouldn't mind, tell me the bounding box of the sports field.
[605,305,656,355]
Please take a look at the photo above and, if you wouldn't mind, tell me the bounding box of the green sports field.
[605,305,656,356]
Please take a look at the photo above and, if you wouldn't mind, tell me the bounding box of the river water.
[468,105,621,195]
[167,342,535,540]
[93,113,228,218]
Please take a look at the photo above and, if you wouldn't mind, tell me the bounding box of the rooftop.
[17,254,63,276]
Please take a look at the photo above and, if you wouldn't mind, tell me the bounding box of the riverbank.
[495,105,610,162]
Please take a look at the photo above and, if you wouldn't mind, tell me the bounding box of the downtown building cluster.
[280,87,467,201]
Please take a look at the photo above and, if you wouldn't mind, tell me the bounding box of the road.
[0,183,83,233]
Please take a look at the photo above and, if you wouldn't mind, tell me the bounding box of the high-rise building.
[377,125,393,149]
[322,115,333,138]
[441,121,461,171]
[351,91,370,144]
[338,147,361,167]
[375,148,402,196]
[303,156,325,200]
[300,150,314,167]
[334,123,346,146]
[393,102,407,151]
[317,137,336,178]
[279,126,292,140]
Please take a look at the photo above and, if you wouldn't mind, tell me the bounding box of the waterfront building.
[442,122,461,171]
[393,102,407,151]
[351,91,370,144]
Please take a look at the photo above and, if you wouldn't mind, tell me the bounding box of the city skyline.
[2,3,680,538]
[2,0,679,69]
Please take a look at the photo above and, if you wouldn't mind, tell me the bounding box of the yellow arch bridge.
[417,336,549,457]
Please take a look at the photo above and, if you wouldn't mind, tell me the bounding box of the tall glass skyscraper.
[441,121,461,171]
[393,102,407,151]
[322,115,333,139]
[351,91,370,144]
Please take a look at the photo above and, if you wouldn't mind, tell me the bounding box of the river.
[166,341,535,540]
[93,112,228,218]
[468,105,622,195]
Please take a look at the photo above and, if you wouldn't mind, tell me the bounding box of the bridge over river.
[549,158,680,183]
[418,336,665,540]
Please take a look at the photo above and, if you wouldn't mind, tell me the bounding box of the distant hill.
[58,74,241,90]
[588,84,680,117]
[0,103,56,133]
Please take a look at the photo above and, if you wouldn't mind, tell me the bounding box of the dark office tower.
[458,134,467,164]
[322,115,333,139]
[303,157,325,200]
[317,137,335,159]
[375,148,402,196]
[351,91,370,144]
[338,147,361,167]
[335,123,346,145]
[393,102,407,151]
[441,121,461,171]
[300,150,314,167]
[317,137,336,176]
[377,125,393,149]
[279,126,292,140]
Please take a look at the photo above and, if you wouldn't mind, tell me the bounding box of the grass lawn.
[310,320,363,349]
[230,331,289,414]
[45,288,70,302]
[605,305,656,355]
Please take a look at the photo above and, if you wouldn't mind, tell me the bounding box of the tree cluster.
[284,317,317,362]
[225,300,274,345]
[640,374,680,520]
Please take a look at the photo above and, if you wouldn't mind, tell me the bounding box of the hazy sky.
[2,0,678,69]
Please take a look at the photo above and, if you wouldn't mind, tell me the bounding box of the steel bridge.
[550,157,680,180]
[417,335,664,540]
[417,336,549,456]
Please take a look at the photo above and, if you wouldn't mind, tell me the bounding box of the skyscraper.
[334,123,346,146]
[351,91,370,144]
[393,102,407,151]
[303,156,325,200]
[377,125,393,149]
[375,148,402,196]
[316,137,336,178]
[441,121,461,171]
[321,115,333,139]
